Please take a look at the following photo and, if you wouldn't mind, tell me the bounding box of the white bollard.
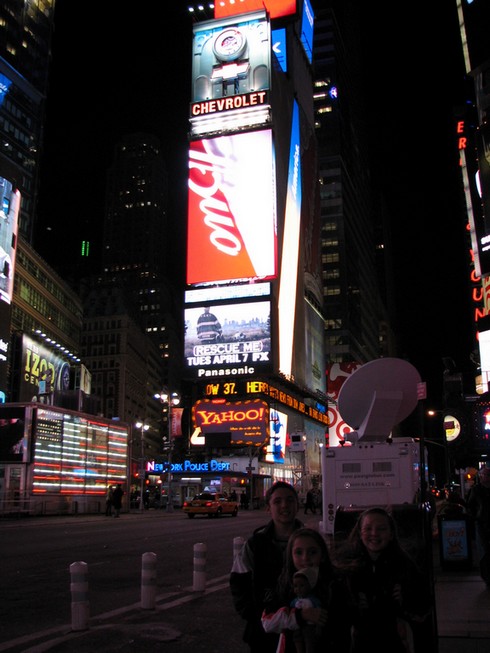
[141,551,157,609]
[70,561,89,631]
[193,542,207,592]
[233,536,244,561]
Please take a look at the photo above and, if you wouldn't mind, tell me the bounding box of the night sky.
[34,1,475,406]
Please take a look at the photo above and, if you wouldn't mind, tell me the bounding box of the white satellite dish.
[337,358,422,442]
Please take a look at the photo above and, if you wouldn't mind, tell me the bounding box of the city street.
[0,509,279,646]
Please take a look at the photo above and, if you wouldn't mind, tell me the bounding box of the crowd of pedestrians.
[230,481,435,653]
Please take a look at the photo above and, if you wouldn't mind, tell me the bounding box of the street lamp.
[427,409,451,486]
[154,390,181,513]
[135,421,149,511]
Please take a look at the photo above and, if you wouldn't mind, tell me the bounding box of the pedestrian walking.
[304,490,316,515]
[105,485,113,516]
[112,484,124,518]
[230,481,303,652]
[467,466,490,586]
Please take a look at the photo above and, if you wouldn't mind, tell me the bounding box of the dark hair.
[265,481,298,506]
[334,507,403,570]
[285,528,333,580]
[276,527,334,600]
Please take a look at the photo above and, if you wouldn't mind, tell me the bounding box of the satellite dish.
[337,358,422,442]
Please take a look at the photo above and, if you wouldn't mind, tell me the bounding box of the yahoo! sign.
[193,398,269,446]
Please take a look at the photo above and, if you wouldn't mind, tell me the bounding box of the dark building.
[313,1,396,369]
[0,0,55,242]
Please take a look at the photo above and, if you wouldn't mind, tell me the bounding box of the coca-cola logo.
[188,139,244,257]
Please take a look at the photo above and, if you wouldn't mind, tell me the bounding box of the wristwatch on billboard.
[213,28,247,61]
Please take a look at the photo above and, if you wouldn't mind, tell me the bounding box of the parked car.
[182,492,239,518]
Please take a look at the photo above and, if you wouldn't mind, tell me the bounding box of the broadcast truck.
[321,437,423,535]
[320,358,427,535]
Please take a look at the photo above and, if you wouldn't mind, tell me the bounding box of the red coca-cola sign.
[186,130,277,285]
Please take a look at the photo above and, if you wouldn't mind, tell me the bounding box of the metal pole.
[140,425,145,511]
[166,401,174,513]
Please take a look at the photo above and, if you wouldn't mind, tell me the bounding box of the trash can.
[438,514,473,570]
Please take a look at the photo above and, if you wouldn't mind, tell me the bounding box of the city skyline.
[34,1,474,405]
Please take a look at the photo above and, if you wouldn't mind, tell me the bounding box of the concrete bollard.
[233,536,244,561]
[193,542,207,592]
[70,561,89,631]
[141,551,157,609]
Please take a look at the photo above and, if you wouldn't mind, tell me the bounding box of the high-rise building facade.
[0,0,55,243]
[313,1,395,367]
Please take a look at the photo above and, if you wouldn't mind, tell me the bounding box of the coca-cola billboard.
[186,129,277,285]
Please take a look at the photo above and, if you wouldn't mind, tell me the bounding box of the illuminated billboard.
[265,408,287,463]
[214,0,297,20]
[193,397,269,445]
[187,129,277,285]
[184,299,271,378]
[17,333,71,404]
[191,11,271,136]
[0,177,19,305]
[278,101,301,376]
[31,407,127,494]
[300,0,314,64]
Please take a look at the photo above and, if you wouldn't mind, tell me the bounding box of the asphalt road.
[0,508,283,646]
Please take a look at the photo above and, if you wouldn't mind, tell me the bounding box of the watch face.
[213,28,247,62]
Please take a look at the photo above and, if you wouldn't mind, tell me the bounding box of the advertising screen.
[214,0,297,20]
[0,405,28,462]
[265,408,287,463]
[278,101,301,376]
[193,398,269,445]
[17,334,71,404]
[32,407,128,494]
[300,0,314,64]
[187,130,277,285]
[191,11,271,136]
[184,299,271,378]
[0,73,12,108]
[0,177,19,305]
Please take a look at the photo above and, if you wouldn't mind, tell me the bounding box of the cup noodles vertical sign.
[187,130,277,285]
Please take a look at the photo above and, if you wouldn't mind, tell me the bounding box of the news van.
[321,437,422,535]
[320,358,426,535]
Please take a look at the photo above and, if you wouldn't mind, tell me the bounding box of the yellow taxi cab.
[182,492,239,518]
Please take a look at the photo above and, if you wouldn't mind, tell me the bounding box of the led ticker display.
[202,378,328,425]
[187,129,277,285]
[193,398,269,445]
[185,300,271,378]
[214,0,297,20]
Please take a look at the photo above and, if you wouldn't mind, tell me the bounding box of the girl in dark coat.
[261,527,351,653]
[335,508,431,653]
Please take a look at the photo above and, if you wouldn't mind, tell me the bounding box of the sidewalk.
[434,539,490,653]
